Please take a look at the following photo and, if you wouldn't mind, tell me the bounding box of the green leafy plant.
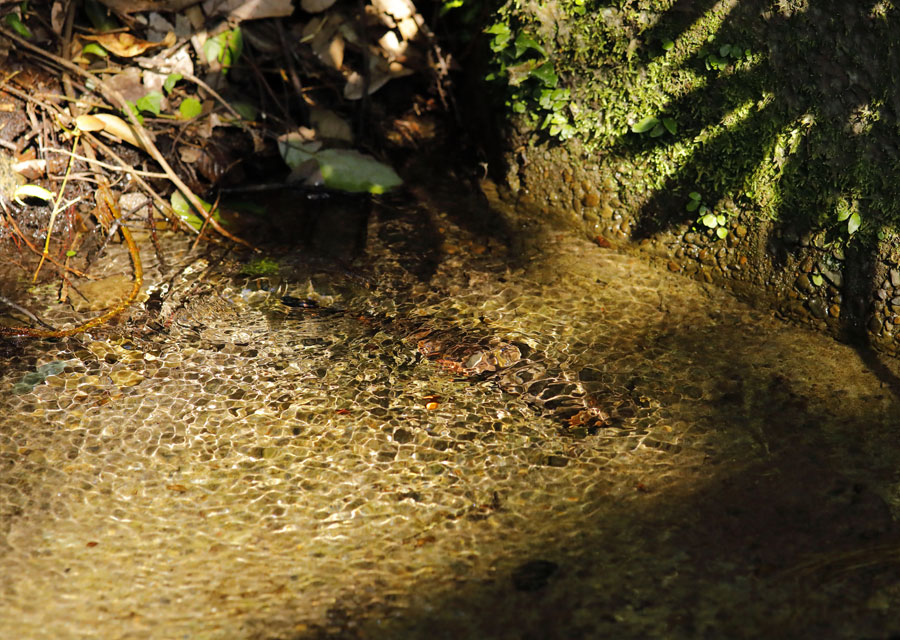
[631,115,677,137]
[240,257,280,277]
[4,7,31,38]
[81,43,107,58]
[179,97,203,120]
[836,197,861,235]
[687,191,729,239]
[170,190,223,231]
[163,73,182,94]
[702,39,751,71]
[204,28,243,74]
[484,22,575,140]
[136,91,163,117]
[278,135,403,194]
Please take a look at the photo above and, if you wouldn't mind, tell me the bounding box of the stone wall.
[497,143,900,356]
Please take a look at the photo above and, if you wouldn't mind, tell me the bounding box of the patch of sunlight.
[742,111,815,215]
[720,97,757,130]
[870,1,894,19]
[846,101,882,136]
[774,0,809,18]
[662,0,741,67]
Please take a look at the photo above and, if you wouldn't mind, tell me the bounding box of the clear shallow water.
[1,178,900,639]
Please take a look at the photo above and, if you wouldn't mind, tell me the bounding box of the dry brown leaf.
[11,159,45,180]
[51,2,65,35]
[372,0,415,20]
[303,15,346,69]
[203,0,294,20]
[102,67,145,104]
[81,31,175,57]
[97,0,202,14]
[396,15,422,41]
[74,114,106,132]
[77,113,151,151]
[179,147,202,163]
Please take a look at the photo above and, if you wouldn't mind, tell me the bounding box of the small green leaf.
[170,191,220,231]
[81,43,108,57]
[124,101,144,125]
[701,213,718,228]
[66,249,77,257]
[744,48,751,58]
[163,73,182,94]
[631,116,659,134]
[689,192,702,201]
[650,122,665,137]
[485,23,511,51]
[514,32,545,58]
[136,91,163,116]
[4,12,32,38]
[836,207,851,222]
[485,23,510,36]
[847,211,861,234]
[716,227,728,239]
[699,205,709,215]
[662,117,677,135]
[315,148,403,194]
[719,44,731,57]
[204,28,243,73]
[811,274,824,286]
[179,97,203,119]
[661,38,674,51]
[207,39,224,65]
[512,100,526,113]
[686,200,700,212]
[530,62,558,87]
[716,214,727,226]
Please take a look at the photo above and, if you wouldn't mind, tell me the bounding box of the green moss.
[239,257,280,277]
[488,0,900,242]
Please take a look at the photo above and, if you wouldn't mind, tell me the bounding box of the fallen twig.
[0,26,257,251]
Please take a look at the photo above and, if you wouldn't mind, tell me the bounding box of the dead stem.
[0,26,258,252]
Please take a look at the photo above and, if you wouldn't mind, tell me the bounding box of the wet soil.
[1,171,900,639]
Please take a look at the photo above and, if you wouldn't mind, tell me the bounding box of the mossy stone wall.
[484,0,900,354]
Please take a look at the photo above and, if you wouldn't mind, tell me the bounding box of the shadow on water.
[276,326,900,638]
[235,168,900,638]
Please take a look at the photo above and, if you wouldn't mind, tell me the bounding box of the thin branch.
[0,26,257,251]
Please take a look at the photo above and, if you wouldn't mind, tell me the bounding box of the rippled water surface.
[2,178,900,639]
